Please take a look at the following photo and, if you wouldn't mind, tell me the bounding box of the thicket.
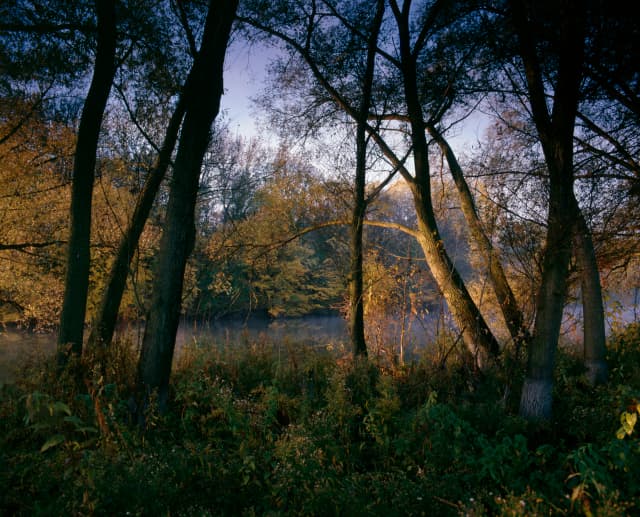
[2,324,640,516]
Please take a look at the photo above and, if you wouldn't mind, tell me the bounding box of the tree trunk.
[135,0,238,412]
[87,95,186,349]
[520,196,574,420]
[348,0,384,358]
[57,0,116,366]
[392,4,500,368]
[512,0,586,420]
[410,179,501,368]
[349,201,367,357]
[429,125,530,354]
[574,204,608,385]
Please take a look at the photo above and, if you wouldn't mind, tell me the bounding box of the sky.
[218,40,490,157]
[219,41,276,140]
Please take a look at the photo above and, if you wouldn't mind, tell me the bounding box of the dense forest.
[1,0,640,514]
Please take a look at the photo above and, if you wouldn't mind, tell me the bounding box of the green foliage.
[22,391,98,451]
[198,148,346,319]
[3,325,640,515]
[608,322,640,386]
[616,404,639,439]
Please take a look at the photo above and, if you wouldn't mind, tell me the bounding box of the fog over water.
[2,295,638,384]
[2,313,436,383]
[0,316,348,383]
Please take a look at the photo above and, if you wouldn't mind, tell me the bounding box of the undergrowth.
[1,325,640,516]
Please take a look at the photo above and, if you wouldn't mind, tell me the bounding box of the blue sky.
[219,40,489,154]
[220,41,276,139]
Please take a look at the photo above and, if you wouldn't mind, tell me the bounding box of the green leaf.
[63,415,83,427]
[40,434,66,452]
[75,426,98,434]
[625,411,637,430]
[51,401,72,416]
[620,411,637,434]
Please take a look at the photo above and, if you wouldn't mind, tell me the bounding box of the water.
[8,299,633,384]
[0,316,351,384]
[0,313,444,384]
[0,329,56,384]
[175,315,349,349]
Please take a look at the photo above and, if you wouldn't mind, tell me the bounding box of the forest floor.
[1,325,640,516]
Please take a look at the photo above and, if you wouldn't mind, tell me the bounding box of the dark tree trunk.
[511,0,586,420]
[87,95,186,349]
[349,201,367,357]
[135,0,238,412]
[349,0,384,358]
[57,0,116,366]
[574,205,608,385]
[520,190,575,420]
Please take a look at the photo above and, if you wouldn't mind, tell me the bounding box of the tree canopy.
[1,0,639,421]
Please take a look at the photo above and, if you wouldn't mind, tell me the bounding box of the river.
[0,314,439,384]
[4,300,635,384]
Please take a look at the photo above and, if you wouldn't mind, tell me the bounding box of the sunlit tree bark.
[428,125,530,354]
[389,0,500,368]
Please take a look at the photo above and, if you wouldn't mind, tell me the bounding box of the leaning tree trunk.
[135,0,238,413]
[573,203,608,385]
[87,94,186,350]
[429,126,530,354]
[57,0,116,367]
[392,4,500,368]
[410,178,501,368]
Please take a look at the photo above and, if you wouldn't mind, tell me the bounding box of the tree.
[240,0,500,368]
[572,1,640,384]
[348,0,385,357]
[574,210,607,385]
[87,0,221,349]
[378,0,500,367]
[505,0,588,419]
[241,0,392,357]
[200,146,345,319]
[86,82,186,349]
[57,0,117,366]
[427,125,531,355]
[136,0,239,412]
[0,104,73,327]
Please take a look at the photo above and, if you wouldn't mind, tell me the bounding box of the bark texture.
[574,206,608,385]
[349,0,384,358]
[136,0,238,411]
[391,0,500,368]
[511,0,586,420]
[57,0,117,365]
[428,125,530,353]
[519,378,554,420]
[87,94,186,349]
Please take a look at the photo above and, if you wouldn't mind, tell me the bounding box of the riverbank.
[1,313,447,384]
[2,324,640,515]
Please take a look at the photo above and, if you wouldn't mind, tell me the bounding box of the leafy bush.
[2,326,640,515]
